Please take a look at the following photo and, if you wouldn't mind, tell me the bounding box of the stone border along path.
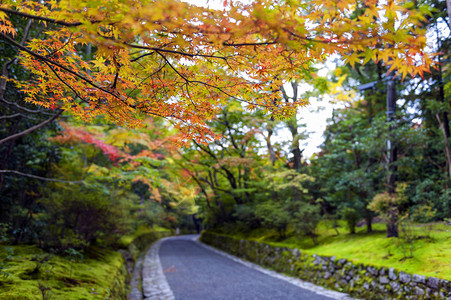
[137,235,356,300]
[128,248,146,300]
[141,237,175,300]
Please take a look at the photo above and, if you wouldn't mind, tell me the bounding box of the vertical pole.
[385,0,398,237]
[386,76,398,238]
[386,77,397,194]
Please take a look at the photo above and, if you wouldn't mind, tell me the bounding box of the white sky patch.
[273,95,341,161]
[272,56,343,161]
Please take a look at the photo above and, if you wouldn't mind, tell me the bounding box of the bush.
[255,201,290,238]
[341,207,360,234]
[291,202,321,242]
[233,204,261,230]
[38,182,130,251]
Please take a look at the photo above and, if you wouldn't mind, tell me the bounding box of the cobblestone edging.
[195,236,354,300]
[127,250,146,300]
[201,232,451,300]
[142,237,175,300]
[124,231,171,300]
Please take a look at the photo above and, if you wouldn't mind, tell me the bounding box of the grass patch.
[215,221,451,280]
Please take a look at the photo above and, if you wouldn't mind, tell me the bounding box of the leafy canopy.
[0,0,435,142]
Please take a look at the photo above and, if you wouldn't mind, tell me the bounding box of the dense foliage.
[0,0,436,141]
[0,0,449,260]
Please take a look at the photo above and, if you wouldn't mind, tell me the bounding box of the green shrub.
[292,202,321,240]
[255,201,290,238]
[38,182,130,251]
[233,203,261,229]
[341,207,359,234]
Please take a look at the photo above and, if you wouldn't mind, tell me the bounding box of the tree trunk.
[265,127,277,165]
[436,114,451,181]
[435,39,451,181]
[386,207,399,238]
[291,143,302,171]
[365,208,373,233]
[447,0,451,29]
[280,82,303,171]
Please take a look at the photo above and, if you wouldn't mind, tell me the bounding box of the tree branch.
[0,7,84,27]
[0,113,38,120]
[43,61,89,104]
[0,32,131,107]
[0,109,62,145]
[0,97,54,115]
[0,113,21,119]
[125,43,227,60]
[155,50,274,109]
[223,41,278,47]
[0,170,83,183]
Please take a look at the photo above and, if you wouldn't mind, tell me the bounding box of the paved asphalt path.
[159,235,337,300]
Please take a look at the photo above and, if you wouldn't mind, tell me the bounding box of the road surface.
[154,235,351,300]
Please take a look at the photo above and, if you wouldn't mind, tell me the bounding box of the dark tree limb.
[0,170,83,183]
[0,97,54,115]
[0,7,85,27]
[0,109,62,145]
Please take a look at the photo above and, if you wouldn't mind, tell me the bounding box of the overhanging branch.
[0,109,62,145]
[0,170,83,183]
[0,7,84,27]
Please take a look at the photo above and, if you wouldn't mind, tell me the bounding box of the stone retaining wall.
[201,231,451,300]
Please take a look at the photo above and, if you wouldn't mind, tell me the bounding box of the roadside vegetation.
[210,221,451,280]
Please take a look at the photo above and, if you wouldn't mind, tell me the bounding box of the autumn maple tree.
[0,0,435,142]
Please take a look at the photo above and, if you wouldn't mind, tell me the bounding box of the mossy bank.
[0,227,169,300]
[201,231,451,300]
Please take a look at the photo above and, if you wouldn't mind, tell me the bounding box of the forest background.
[0,0,450,295]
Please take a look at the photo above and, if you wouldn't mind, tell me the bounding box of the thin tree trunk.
[365,208,373,233]
[434,25,451,181]
[436,114,451,181]
[280,82,303,171]
[447,0,451,29]
[265,127,277,165]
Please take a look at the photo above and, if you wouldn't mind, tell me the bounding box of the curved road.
[156,235,351,300]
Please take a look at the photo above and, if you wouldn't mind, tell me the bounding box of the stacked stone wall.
[201,231,451,300]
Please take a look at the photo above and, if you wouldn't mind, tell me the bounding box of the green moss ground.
[0,226,170,300]
[215,221,451,280]
[0,245,126,299]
